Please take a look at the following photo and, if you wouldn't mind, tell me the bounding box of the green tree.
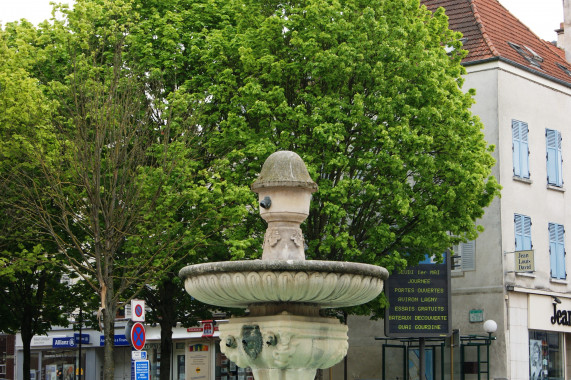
[0,29,80,380]
[127,0,500,317]
[2,2,252,379]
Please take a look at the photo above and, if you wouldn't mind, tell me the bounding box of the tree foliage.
[127,0,500,278]
[0,27,82,380]
[0,1,500,379]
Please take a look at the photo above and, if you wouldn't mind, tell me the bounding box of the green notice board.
[385,256,452,337]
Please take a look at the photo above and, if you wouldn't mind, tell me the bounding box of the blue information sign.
[134,360,149,380]
[53,337,76,348]
[73,333,90,344]
[100,334,130,346]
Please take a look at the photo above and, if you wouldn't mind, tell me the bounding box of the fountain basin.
[180,260,388,308]
[219,313,348,380]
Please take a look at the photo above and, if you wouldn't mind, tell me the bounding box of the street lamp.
[483,320,497,338]
[482,319,497,380]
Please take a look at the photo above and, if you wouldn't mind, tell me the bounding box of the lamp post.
[483,320,497,380]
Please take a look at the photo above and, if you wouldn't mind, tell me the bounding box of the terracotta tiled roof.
[421,0,571,86]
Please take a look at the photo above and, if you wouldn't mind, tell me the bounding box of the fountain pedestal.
[180,151,388,379]
[220,312,347,380]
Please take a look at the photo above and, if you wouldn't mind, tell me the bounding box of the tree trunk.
[103,290,117,380]
[159,279,176,380]
[20,328,32,380]
[159,320,173,380]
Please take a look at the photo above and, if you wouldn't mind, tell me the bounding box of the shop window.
[176,355,185,380]
[529,330,564,380]
[42,350,82,380]
[215,341,253,380]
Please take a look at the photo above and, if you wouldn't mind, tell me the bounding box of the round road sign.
[131,322,146,351]
[134,304,143,318]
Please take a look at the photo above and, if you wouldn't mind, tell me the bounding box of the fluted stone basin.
[180,260,388,309]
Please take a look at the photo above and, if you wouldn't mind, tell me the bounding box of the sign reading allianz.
[53,337,76,348]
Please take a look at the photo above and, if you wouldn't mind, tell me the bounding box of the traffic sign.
[131,322,146,351]
[132,351,147,361]
[134,360,149,380]
[131,300,145,322]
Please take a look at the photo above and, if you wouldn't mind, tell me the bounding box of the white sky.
[0,0,566,42]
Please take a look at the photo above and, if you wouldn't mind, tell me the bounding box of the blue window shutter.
[546,129,562,186]
[521,123,530,178]
[513,120,530,178]
[515,214,532,251]
[557,224,566,279]
[549,223,558,278]
[513,122,521,177]
[523,216,532,250]
[515,214,523,250]
[558,132,563,186]
[549,223,566,279]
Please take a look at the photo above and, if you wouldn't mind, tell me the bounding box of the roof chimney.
[565,0,571,62]
[557,22,564,49]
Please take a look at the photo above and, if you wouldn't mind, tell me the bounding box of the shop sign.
[189,344,208,352]
[52,337,76,348]
[189,348,210,380]
[32,335,59,346]
[99,334,130,346]
[201,321,214,337]
[550,303,571,326]
[515,250,534,272]
[187,326,219,334]
[385,254,452,338]
[73,333,90,344]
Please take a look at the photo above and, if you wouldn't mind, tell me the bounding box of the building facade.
[329,0,571,379]
[14,322,253,380]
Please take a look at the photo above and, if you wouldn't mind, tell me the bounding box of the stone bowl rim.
[179,259,389,280]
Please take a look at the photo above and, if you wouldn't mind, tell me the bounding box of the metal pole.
[419,338,425,380]
[450,337,454,380]
[78,308,82,380]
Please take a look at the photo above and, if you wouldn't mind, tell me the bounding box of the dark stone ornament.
[241,325,263,359]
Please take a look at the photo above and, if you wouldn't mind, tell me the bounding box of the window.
[515,214,532,251]
[549,223,566,279]
[508,42,543,68]
[546,129,563,186]
[513,120,530,178]
[452,241,475,271]
[529,331,563,380]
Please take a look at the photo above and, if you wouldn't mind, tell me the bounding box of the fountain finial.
[251,151,318,191]
[251,151,317,261]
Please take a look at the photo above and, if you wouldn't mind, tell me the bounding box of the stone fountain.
[179,151,388,380]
